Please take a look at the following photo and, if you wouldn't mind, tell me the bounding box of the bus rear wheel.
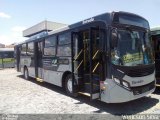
[24,67,29,80]
[65,74,78,97]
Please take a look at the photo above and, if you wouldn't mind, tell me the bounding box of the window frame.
[43,35,57,56]
[26,42,34,56]
[58,32,71,45]
[21,43,27,56]
[57,32,71,57]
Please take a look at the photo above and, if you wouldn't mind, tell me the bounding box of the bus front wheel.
[65,74,78,97]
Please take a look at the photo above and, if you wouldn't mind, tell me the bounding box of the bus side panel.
[28,67,36,78]
[20,56,36,78]
[42,57,71,87]
[43,70,63,87]
[28,55,36,78]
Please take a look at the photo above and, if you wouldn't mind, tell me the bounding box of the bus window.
[58,33,71,45]
[57,45,71,56]
[45,36,56,47]
[57,33,71,56]
[3,51,14,58]
[44,47,56,56]
[27,42,34,56]
[21,44,27,56]
[44,36,56,56]
[0,52,3,58]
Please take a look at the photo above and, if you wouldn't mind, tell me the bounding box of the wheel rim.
[67,78,72,93]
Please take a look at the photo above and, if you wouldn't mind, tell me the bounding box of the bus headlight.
[114,78,120,84]
[100,81,106,90]
[122,81,129,88]
[114,78,130,90]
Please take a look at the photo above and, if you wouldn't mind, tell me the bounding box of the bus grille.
[131,81,155,95]
[126,66,154,77]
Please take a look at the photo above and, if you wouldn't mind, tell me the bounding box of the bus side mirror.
[111,29,118,48]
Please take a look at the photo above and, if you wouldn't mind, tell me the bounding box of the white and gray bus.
[0,48,14,68]
[15,11,155,103]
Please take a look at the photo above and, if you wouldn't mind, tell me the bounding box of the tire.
[24,67,29,80]
[65,74,78,97]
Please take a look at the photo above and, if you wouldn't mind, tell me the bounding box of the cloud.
[0,26,26,45]
[0,35,10,45]
[0,12,11,19]
[11,26,26,32]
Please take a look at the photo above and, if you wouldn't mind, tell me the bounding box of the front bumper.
[100,79,155,103]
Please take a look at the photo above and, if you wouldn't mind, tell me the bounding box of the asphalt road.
[0,69,160,120]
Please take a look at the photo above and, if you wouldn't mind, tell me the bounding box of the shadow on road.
[17,75,159,115]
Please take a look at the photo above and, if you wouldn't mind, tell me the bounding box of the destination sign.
[82,18,94,24]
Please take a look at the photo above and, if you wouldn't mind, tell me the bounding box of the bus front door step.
[36,78,43,82]
[156,84,160,87]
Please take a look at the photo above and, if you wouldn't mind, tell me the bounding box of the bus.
[151,27,160,87]
[15,11,155,103]
[0,48,14,68]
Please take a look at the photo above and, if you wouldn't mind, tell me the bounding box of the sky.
[0,0,160,45]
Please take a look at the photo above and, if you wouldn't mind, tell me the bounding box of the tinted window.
[45,36,56,47]
[38,41,43,56]
[57,44,71,56]
[58,33,71,45]
[21,44,26,55]
[0,52,2,58]
[113,13,149,29]
[44,47,56,56]
[3,52,14,58]
[27,42,34,55]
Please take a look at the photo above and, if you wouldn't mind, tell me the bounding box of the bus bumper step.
[36,78,43,82]
[78,92,90,97]
[156,84,160,87]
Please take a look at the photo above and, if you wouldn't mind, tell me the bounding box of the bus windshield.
[111,28,154,66]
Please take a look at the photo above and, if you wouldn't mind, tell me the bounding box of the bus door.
[0,52,3,68]
[15,46,21,71]
[72,27,105,100]
[35,41,43,79]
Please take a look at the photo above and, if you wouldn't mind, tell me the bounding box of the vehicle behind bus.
[0,48,14,68]
[15,11,155,103]
[151,27,160,86]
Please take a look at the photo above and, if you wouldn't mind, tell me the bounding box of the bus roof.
[0,48,14,52]
[16,12,111,46]
[16,11,148,46]
[48,12,114,35]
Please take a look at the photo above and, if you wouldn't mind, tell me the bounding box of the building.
[0,43,5,48]
[23,20,67,37]
[5,43,15,48]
